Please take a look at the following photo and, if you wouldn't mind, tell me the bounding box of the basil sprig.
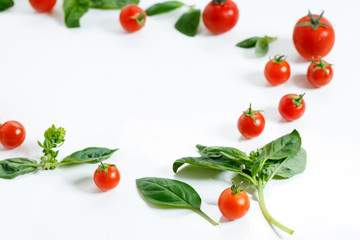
[0,0,13,11]
[146,1,201,37]
[63,0,140,28]
[0,125,118,179]
[173,130,306,235]
[136,177,218,226]
[236,36,277,57]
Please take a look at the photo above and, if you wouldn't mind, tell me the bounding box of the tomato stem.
[291,93,305,107]
[311,57,332,76]
[296,11,331,30]
[243,103,263,123]
[212,0,228,4]
[257,181,294,235]
[195,209,219,226]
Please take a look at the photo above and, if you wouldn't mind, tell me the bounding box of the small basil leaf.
[136,177,218,225]
[146,1,184,16]
[0,158,38,179]
[0,0,14,11]
[236,37,259,48]
[61,147,118,165]
[63,0,90,28]
[89,0,139,9]
[255,37,269,57]
[273,148,307,179]
[175,9,200,37]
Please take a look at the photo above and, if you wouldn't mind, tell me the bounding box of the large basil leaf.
[0,0,13,11]
[273,148,307,179]
[136,177,218,225]
[255,37,269,57]
[175,9,200,37]
[146,1,184,16]
[89,0,139,9]
[63,0,90,28]
[0,158,38,179]
[61,147,118,165]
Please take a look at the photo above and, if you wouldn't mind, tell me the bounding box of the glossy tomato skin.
[264,59,291,86]
[307,60,333,88]
[202,0,239,34]
[29,0,56,13]
[120,4,146,33]
[0,121,26,149]
[94,164,120,191]
[278,94,306,121]
[237,110,265,139]
[293,14,335,60]
[218,187,250,220]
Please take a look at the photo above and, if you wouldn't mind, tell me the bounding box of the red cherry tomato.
[29,0,56,13]
[264,55,291,86]
[293,11,335,60]
[0,121,26,149]
[278,94,306,121]
[307,57,333,88]
[94,163,120,191]
[237,104,265,139]
[119,4,146,33]
[202,0,239,35]
[218,183,250,220]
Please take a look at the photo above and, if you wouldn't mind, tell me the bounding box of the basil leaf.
[0,0,13,11]
[136,177,218,225]
[146,1,184,16]
[175,9,200,37]
[89,0,139,9]
[236,37,259,48]
[255,37,269,57]
[63,0,90,28]
[61,147,118,165]
[0,158,38,179]
[273,148,306,179]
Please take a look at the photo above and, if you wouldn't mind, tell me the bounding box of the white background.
[1,0,359,239]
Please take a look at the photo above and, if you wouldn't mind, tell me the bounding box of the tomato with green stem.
[218,181,250,220]
[0,121,26,149]
[120,4,146,33]
[264,55,291,86]
[29,0,56,13]
[307,57,333,88]
[237,104,265,139]
[293,11,335,60]
[202,0,239,35]
[279,94,306,121]
[94,162,120,191]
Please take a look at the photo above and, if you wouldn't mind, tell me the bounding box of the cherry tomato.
[264,55,291,86]
[0,121,26,149]
[94,162,120,191]
[218,183,250,220]
[293,11,335,60]
[202,0,239,35]
[29,0,56,13]
[307,57,333,88]
[237,104,265,139]
[119,4,146,33]
[278,94,306,121]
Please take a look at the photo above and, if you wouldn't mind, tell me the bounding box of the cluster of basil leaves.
[137,130,306,234]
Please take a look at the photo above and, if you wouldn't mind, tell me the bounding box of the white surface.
[1,0,360,239]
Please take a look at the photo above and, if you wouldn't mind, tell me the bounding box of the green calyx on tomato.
[271,55,286,64]
[296,11,331,30]
[97,161,116,180]
[291,93,305,107]
[311,57,332,76]
[130,12,146,26]
[243,104,263,123]
[230,181,243,195]
[212,0,228,4]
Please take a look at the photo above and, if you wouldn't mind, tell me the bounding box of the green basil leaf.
[0,158,38,179]
[136,177,218,225]
[0,0,14,11]
[61,147,118,165]
[273,148,307,179]
[146,1,184,16]
[236,37,259,48]
[89,0,139,9]
[63,0,90,28]
[255,37,269,57]
[175,9,200,37]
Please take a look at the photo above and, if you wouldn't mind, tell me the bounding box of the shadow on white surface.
[291,73,313,89]
[73,176,102,193]
[219,215,250,239]
[245,71,270,87]
[49,9,62,26]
